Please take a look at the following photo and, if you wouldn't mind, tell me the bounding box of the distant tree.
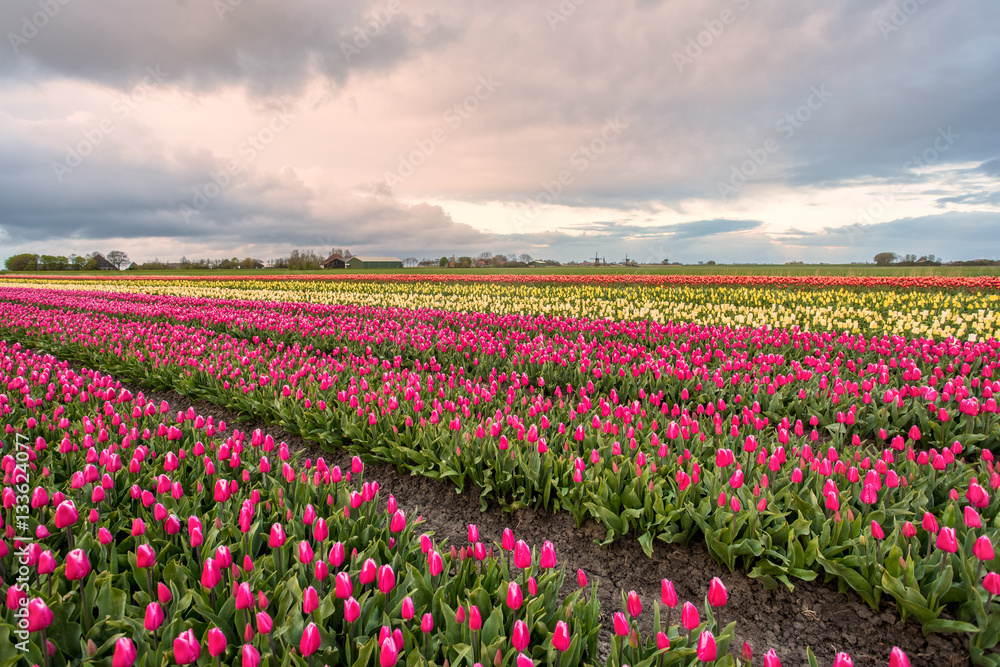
[38,255,68,271]
[873,252,898,266]
[457,256,472,268]
[83,255,100,270]
[706,260,716,265]
[217,259,233,269]
[106,250,129,270]
[439,256,448,267]
[492,254,507,267]
[239,257,257,269]
[4,253,38,271]
[404,257,418,267]
[518,253,533,264]
[661,258,671,265]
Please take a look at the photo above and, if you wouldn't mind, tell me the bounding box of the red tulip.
[112,637,137,667]
[577,569,588,588]
[173,628,201,664]
[300,622,321,656]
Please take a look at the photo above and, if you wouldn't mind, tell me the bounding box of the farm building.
[345,256,403,269]
[322,253,347,269]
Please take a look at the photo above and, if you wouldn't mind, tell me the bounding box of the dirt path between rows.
[75,369,970,666]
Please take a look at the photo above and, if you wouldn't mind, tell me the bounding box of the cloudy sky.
[1,0,998,265]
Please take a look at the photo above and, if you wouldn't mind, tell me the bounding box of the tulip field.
[1,274,999,666]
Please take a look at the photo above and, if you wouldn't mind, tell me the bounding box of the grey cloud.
[1,0,457,97]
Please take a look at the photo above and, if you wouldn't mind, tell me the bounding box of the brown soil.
[88,376,971,666]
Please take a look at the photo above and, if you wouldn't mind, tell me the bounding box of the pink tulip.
[54,499,78,528]
[506,581,523,610]
[936,527,958,554]
[514,540,532,569]
[696,630,717,662]
[539,540,557,569]
[65,549,91,581]
[335,572,353,599]
[137,544,156,568]
[707,577,727,607]
[207,627,227,657]
[401,596,415,620]
[682,601,700,630]
[552,620,570,652]
[344,596,361,622]
[577,569,588,588]
[379,635,399,667]
[145,602,165,631]
[763,649,783,667]
[112,637,137,667]
[832,652,853,667]
[300,622,321,657]
[27,598,54,632]
[517,654,534,667]
[378,565,396,594]
[256,611,273,634]
[302,586,319,614]
[613,612,629,636]
[889,647,911,667]
[173,628,202,664]
[974,536,996,562]
[661,579,678,608]
[626,590,642,618]
[421,613,434,633]
[512,619,530,651]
